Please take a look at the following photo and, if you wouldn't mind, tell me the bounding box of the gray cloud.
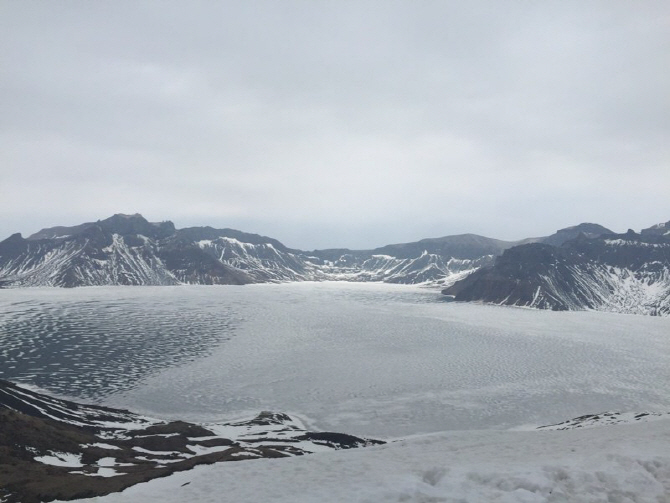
[1,1,668,249]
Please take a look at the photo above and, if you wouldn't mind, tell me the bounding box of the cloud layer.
[2,1,668,249]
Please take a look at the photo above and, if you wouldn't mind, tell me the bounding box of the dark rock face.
[641,220,670,238]
[444,243,594,311]
[443,224,670,315]
[26,214,176,242]
[536,411,670,431]
[0,380,383,503]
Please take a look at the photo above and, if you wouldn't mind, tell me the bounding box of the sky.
[1,1,669,250]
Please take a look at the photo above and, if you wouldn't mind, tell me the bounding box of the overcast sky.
[1,1,668,249]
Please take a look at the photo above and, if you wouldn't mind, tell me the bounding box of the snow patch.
[604,239,668,248]
[35,452,83,467]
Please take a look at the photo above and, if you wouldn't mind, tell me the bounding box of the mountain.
[305,232,565,285]
[179,226,325,283]
[0,214,248,287]
[0,213,531,288]
[443,221,670,316]
[535,222,613,247]
[5,213,667,316]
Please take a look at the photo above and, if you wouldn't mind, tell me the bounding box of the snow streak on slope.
[196,237,327,282]
[518,263,670,316]
[317,252,493,286]
[0,234,178,287]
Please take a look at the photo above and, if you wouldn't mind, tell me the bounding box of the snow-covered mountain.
[0,215,246,287]
[4,213,668,315]
[0,213,528,288]
[443,221,670,316]
[0,214,309,287]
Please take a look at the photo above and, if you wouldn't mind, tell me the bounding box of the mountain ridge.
[0,213,541,288]
[3,213,669,315]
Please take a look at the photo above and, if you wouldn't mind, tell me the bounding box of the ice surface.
[117,283,670,437]
[0,286,239,399]
[2,283,670,438]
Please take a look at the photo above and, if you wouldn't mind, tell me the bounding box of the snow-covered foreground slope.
[0,380,383,503]
[69,418,670,503]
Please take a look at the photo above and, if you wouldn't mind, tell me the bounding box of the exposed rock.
[537,411,670,430]
[0,380,383,503]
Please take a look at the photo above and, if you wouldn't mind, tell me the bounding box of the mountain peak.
[112,212,143,219]
[641,220,670,237]
[26,214,175,241]
[559,223,612,233]
[98,214,175,239]
[6,232,24,242]
[100,213,148,225]
[541,223,612,247]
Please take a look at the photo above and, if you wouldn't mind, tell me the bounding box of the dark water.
[0,287,240,400]
[0,283,437,401]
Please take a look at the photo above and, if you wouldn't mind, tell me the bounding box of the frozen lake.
[1,282,669,437]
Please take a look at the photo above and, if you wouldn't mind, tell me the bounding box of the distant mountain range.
[1,213,668,315]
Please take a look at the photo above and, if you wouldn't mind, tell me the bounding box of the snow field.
[65,418,670,503]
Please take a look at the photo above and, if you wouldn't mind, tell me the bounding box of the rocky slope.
[0,215,254,287]
[443,221,670,315]
[0,380,382,503]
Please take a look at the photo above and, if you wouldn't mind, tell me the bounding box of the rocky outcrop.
[0,380,383,503]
